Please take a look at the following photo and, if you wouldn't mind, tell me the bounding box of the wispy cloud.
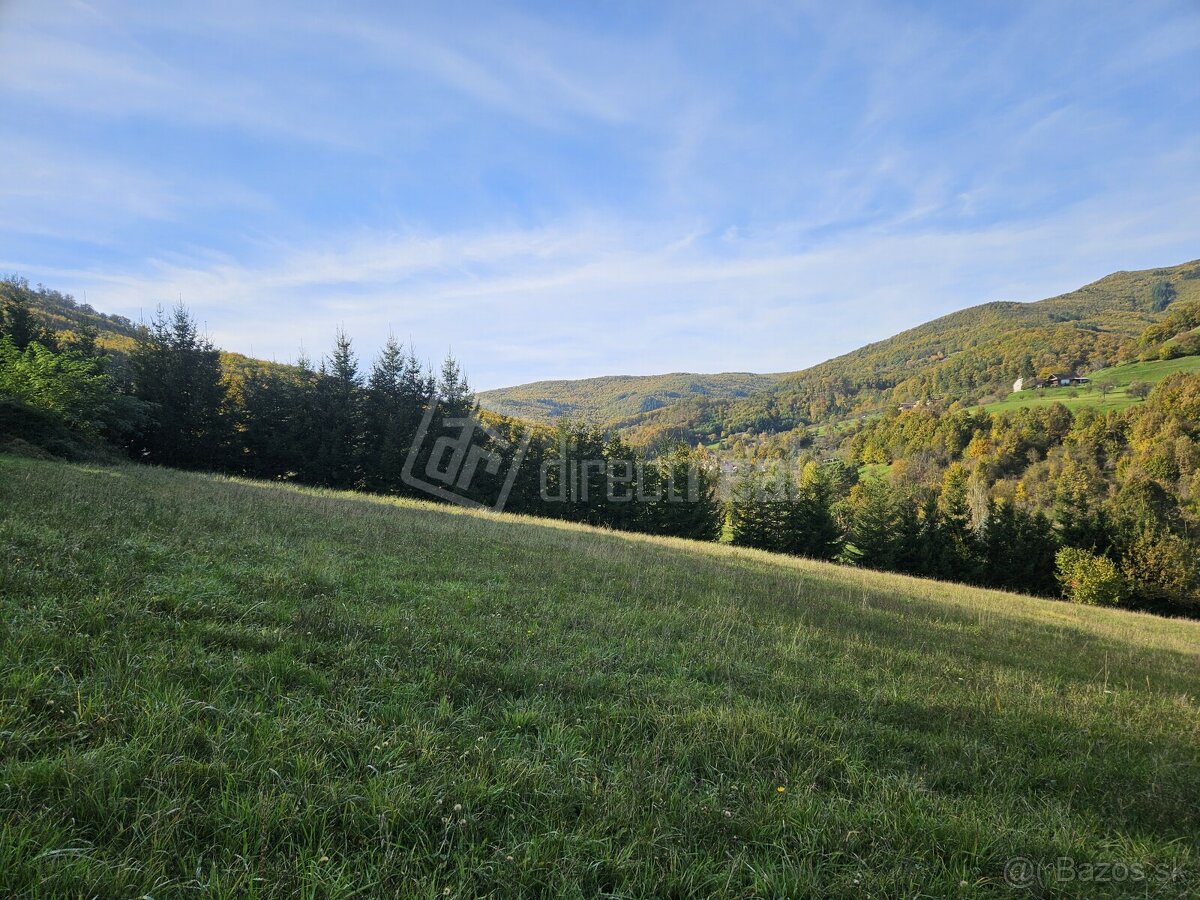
[21,175,1199,388]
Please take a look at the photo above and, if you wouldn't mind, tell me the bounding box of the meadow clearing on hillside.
[979,355,1200,415]
[1,456,1198,897]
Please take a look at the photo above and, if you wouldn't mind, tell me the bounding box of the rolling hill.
[747,259,1200,420]
[2,455,1198,896]
[1,276,141,353]
[477,371,783,427]
[480,259,1200,445]
[1,275,299,383]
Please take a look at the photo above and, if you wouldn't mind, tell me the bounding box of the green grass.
[979,355,1200,415]
[857,462,892,481]
[2,457,1198,897]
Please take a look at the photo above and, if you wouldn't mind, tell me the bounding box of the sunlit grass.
[1,456,1197,897]
[979,355,1200,414]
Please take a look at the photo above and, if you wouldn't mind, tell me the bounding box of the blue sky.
[1,0,1198,389]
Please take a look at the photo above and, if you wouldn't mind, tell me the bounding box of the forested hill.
[477,371,782,427]
[2,275,297,381]
[767,259,1200,413]
[576,259,1200,446]
[1,276,142,352]
[5,264,1199,615]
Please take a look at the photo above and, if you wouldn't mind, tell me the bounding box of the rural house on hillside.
[1012,373,1091,392]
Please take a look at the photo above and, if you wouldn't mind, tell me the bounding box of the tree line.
[728,459,1059,596]
[726,388,1200,615]
[0,292,722,542]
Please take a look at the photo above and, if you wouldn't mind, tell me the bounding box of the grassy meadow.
[979,355,1200,415]
[1,456,1198,897]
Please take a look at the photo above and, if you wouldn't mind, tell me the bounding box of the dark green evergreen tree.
[980,500,1057,595]
[128,304,229,469]
[781,463,843,560]
[730,465,787,552]
[237,368,307,479]
[850,479,901,570]
[0,290,52,350]
[644,444,722,541]
[362,336,429,493]
[313,328,363,488]
[437,352,473,416]
[911,494,945,578]
[935,464,980,580]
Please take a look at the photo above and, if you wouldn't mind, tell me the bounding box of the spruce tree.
[647,444,722,541]
[730,466,785,552]
[437,353,473,416]
[851,479,900,570]
[980,500,1058,595]
[936,463,980,579]
[313,328,363,488]
[362,335,414,492]
[782,462,843,560]
[128,304,229,469]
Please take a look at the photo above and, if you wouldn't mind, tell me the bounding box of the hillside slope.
[773,259,1200,406]
[633,260,1200,445]
[478,371,782,427]
[978,355,1200,415]
[481,260,1200,444]
[1,276,141,353]
[2,275,298,380]
[2,456,1197,897]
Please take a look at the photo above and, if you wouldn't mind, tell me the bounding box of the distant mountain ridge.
[477,371,783,427]
[480,259,1200,446]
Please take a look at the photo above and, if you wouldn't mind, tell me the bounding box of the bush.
[0,398,100,460]
[1127,380,1152,400]
[1121,530,1199,612]
[1055,547,1128,606]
